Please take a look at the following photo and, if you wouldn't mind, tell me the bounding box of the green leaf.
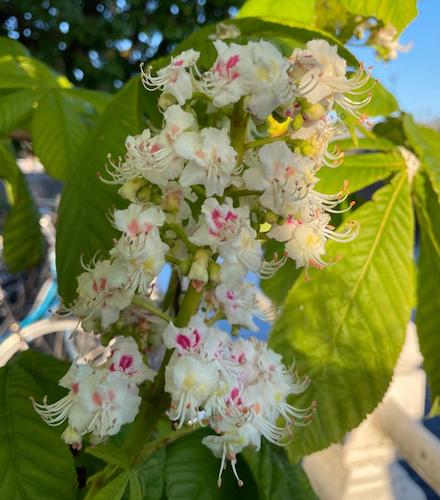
[0,90,37,135]
[133,448,165,500]
[32,89,88,180]
[237,0,316,27]
[129,473,142,500]
[0,55,66,90]
[373,117,407,146]
[339,0,417,33]
[0,36,30,57]
[56,77,142,305]
[243,442,317,499]
[317,150,404,195]
[14,350,69,401]
[86,443,130,469]
[403,115,440,197]
[413,173,440,415]
[92,471,130,500]
[0,364,77,499]
[164,429,257,499]
[362,80,399,117]
[270,172,414,459]
[65,88,112,114]
[0,141,44,272]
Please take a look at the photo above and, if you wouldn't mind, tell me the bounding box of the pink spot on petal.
[92,391,103,406]
[72,383,79,394]
[176,334,191,350]
[226,54,240,70]
[127,219,140,236]
[119,355,134,371]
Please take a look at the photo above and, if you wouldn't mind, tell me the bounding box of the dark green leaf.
[92,471,130,500]
[86,443,130,469]
[270,172,414,459]
[56,77,143,305]
[164,429,257,499]
[32,89,88,180]
[14,350,69,401]
[0,141,44,272]
[0,364,77,499]
[243,441,317,499]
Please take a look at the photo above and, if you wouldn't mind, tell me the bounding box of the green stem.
[162,268,179,314]
[174,281,203,327]
[132,296,172,323]
[163,223,197,253]
[245,134,295,150]
[230,98,249,165]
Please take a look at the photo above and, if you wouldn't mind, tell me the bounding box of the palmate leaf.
[0,141,44,273]
[237,0,316,27]
[413,173,440,415]
[32,89,88,180]
[339,0,417,33]
[0,364,77,499]
[269,172,414,459]
[56,77,142,305]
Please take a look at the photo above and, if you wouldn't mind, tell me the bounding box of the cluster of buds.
[35,34,370,483]
[32,337,154,449]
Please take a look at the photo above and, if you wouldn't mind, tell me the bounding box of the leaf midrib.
[323,173,408,360]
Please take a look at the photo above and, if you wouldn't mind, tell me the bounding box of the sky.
[349,0,440,124]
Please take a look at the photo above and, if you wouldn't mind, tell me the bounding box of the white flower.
[113,204,165,239]
[190,197,248,248]
[141,49,200,105]
[163,315,208,353]
[219,227,263,287]
[246,41,292,119]
[165,351,220,427]
[73,260,133,330]
[243,142,317,216]
[33,336,153,447]
[371,25,412,61]
[108,336,156,384]
[110,233,169,296]
[175,127,237,196]
[269,214,358,270]
[202,40,253,107]
[289,39,370,117]
[202,424,261,486]
[215,282,260,331]
[147,105,196,185]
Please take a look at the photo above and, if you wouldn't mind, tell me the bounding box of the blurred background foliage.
[0,0,244,92]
